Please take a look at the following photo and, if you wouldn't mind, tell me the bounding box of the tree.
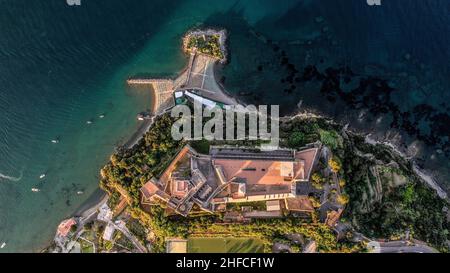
[311,172,325,190]
[328,157,342,173]
[288,131,306,147]
[402,183,415,204]
[336,193,350,205]
[290,245,301,253]
[319,129,342,150]
[70,224,78,233]
[84,222,93,231]
[309,196,321,208]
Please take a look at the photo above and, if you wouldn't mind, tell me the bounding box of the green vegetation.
[328,157,342,174]
[107,191,121,209]
[114,230,134,250]
[352,180,449,251]
[311,172,325,190]
[190,139,211,154]
[186,34,224,59]
[227,201,267,211]
[70,224,78,233]
[100,114,182,206]
[319,129,343,150]
[129,205,358,253]
[336,193,350,206]
[99,110,449,252]
[309,196,321,208]
[126,218,149,245]
[78,238,94,253]
[288,131,307,148]
[187,237,264,253]
[104,240,114,251]
[341,133,450,252]
[282,118,341,150]
[339,178,346,188]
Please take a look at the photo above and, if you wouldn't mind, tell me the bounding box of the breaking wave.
[0,170,23,182]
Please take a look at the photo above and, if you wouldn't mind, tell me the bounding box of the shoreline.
[122,118,154,149]
[72,188,108,218]
[45,27,449,252]
[44,29,233,252]
[183,28,228,64]
[290,106,449,201]
[48,100,447,252]
[74,33,449,227]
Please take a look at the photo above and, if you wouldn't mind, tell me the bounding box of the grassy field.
[78,238,94,253]
[187,237,264,253]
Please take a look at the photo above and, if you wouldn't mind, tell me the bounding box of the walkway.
[127,52,237,116]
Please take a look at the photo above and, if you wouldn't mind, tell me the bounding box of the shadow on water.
[203,1,450,191]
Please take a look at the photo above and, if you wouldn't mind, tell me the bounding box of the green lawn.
[187,237,264,253]
[78,238,94,253]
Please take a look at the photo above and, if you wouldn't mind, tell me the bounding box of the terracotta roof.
[57,218,76,237]
[141,181,160,200]
[213,159,294,195]
[295,148,318,181]
[171,180,189,198]
[326,208,344,227]
[159,146,191,185]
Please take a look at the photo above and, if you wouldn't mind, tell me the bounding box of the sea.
[0,0,449,252]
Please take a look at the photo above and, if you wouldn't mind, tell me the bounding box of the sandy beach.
[72,188,108,218]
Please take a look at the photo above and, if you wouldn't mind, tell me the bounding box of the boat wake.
[0,170,23,182]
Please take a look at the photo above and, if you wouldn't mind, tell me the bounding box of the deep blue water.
[0,0,448,252]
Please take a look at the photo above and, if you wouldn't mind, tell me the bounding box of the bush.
[319,129,342,150]
[186,35,224,59]
[311,172,325,190]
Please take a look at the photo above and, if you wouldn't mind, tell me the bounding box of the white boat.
[77,191,84,195]
[86,120,93,125]
[0,242,5,249]
[51,139,59,144]
[99,114,105,119]
[31,188,40,192]
[39,174,46,179]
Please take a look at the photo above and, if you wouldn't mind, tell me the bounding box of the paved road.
[112,222,147,253]
[367,241,438,253]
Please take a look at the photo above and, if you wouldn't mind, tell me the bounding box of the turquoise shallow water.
[0,0,449,252]
[0,0,298,253]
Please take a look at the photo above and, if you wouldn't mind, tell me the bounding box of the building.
[266,200,281,212]
[140,144,319,217]
[210,146,318,204]
[97,202,113,222]
[103,223,115,241]
[57,218,77,237]
[284,197,315,213]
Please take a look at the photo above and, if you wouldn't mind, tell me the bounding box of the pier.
[127,51,236,116]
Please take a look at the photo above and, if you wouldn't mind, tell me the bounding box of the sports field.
[187,237,264,253]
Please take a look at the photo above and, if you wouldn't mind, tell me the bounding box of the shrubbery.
[186,34,224,59]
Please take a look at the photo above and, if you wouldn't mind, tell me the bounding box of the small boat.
[51,139,59,144]
[77,191,84,195]
[137,112,152,121]
[99,114,105,119]
[0,242,5,249]
[39,174,46,179]
[31,188,40,193]
[86,120,93,125]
